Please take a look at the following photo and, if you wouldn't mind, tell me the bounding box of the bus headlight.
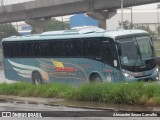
[153,68,159,75]
[123,73,134,79]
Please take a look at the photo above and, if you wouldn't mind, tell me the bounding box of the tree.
[119,20,131,29]
[157,25,160,35]
[31,18,70,34]
[135,25,156,36]
[0,23,19,47]
[0,23,19,38]
[44,18,70,31]
[0,23,19,39]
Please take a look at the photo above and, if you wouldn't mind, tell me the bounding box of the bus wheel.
[90,74,102,83]
[32,72,42,85]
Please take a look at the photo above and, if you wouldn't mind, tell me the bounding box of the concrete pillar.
[86,0,116,29]
[98,19,106,30]
[25,17,51,34]
[87,10,116,30]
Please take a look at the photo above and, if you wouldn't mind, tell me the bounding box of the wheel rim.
[91,75,101,83]
[33,72,42,85]
[94,77,101,82]
[35,77,41,85]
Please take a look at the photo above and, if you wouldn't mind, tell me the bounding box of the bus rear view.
[2,28,159,84]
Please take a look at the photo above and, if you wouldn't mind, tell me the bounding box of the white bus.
[2,28,159,84]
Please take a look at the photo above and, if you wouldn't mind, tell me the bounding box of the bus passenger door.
[101,42,119,82]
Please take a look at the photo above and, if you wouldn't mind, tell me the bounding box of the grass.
[0,82,160,106]
[156,50,160,57]
[153,40,160,57]
[71,82,160,105]
[0,82,74,98]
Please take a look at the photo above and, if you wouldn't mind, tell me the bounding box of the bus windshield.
[118,36,157,72]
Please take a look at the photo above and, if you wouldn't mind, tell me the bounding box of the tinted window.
[20,42,35,57]
[3,42,10,57]
[102,42,117,66]
[3,41,67,58]
[83,39,101,57]
[66,40,82,56]
[49,41,66,56]
[3,38,102,58]
[3,42,20,58]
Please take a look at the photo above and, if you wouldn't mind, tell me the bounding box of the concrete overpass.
[0,0,159,32]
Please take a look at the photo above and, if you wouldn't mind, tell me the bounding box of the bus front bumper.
[123,68,159,82]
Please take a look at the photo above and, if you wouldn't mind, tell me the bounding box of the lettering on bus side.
[55,67,76,72]
[103,70,113,73]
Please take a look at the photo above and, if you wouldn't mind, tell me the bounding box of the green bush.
[0,82,160,106]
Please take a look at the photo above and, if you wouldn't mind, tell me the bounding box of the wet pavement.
[55,101,154,111]
[0,69,5,83]
[0,69,16,83]
[0,95,159,120]
[1,94,160,111]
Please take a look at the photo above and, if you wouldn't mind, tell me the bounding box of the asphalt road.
[0,101,159,120]
[0,69,16,83]
[0,69,6,83]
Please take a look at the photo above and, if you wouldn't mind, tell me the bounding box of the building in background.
[70,14,98,29]
[12,22,32,35]
[12,10,159,35]
[106,10,159,34]
[19,25,32,35]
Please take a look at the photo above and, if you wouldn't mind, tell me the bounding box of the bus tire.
[90,74,102,83]
[32,72,42,85]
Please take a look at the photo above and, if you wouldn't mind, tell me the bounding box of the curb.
[0,95,159,112]
[0,95,64,104]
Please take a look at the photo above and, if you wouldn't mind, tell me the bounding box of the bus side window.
[20,42,35,57]
[52,41,66,57]
[74,40,83,56]
[9,43,20,58]
[48,42,56,56]
[35,43,42,57]
[3,43,10,57]
[102,43,115,66]
[41,43,50,56]
[66,40,83,56]
[83,39,100,57]
[34,42,50,57]
[66,41,73,56]
[3,42,34,58]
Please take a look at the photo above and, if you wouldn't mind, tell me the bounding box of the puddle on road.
[0,97,160,111]
[0,99,8,103]
[50,100,157,111]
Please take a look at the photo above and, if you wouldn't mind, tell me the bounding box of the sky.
[133,3,159,9]
[117,2,160,13]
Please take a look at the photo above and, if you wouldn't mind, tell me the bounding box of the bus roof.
[2,28,149,42]
[103,29,148,39]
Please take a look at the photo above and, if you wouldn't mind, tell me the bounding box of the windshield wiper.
[149,41,155,58]
[133,41,143,68]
